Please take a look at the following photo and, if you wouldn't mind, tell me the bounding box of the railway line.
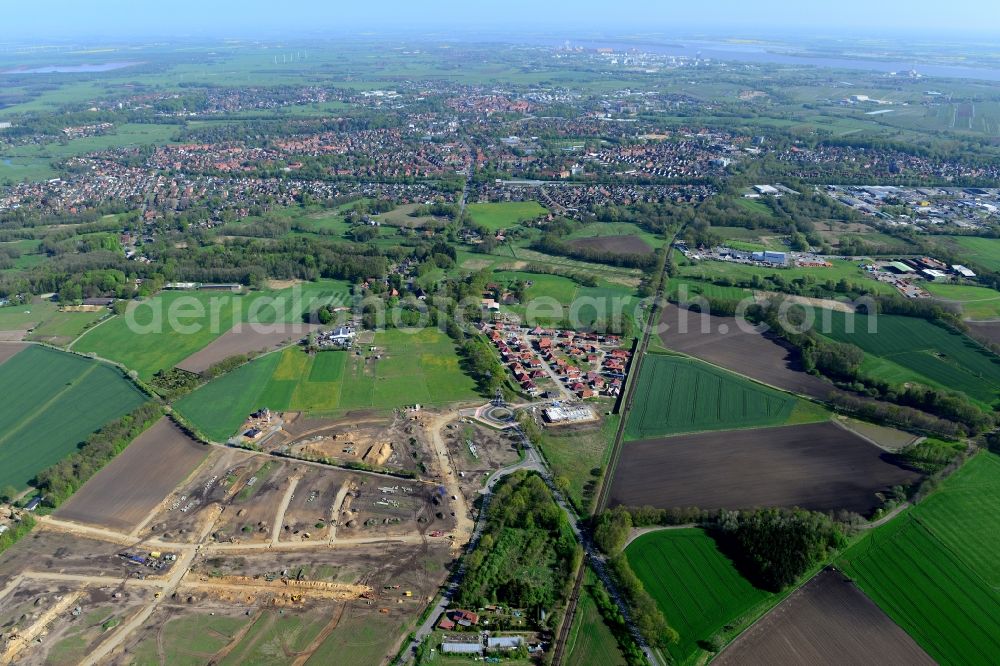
[552,224,685,666]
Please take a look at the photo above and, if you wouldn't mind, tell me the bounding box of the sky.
[3,0,998,40]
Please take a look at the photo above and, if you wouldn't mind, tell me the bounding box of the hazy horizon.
[4,0,1000,41]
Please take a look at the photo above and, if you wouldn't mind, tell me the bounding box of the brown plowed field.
[568,234,653,256]
[56,417,209,531]
[609,422,920,515]
[176,323,320,373]
[659,303,833,399]
[0,342,26,366]
[966,321,1000,345]
[714,569,934,666]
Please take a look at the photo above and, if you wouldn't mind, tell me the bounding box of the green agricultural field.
[678,257,896,295]
[627,529,774,665]
[26,309,106,345]
[174,352,282,441]
[0,346,147,491]
[177,327,479,440]
[820,311,1000,404]
[566,571,628,666]
[72,291,244,379]
[666,278,752,303]
[467,201,548,230]
[838,452,1000,665]
[72,281,350,379]
[925,282,1000,320]
[942,236,1000,272]
[625,354,806,440]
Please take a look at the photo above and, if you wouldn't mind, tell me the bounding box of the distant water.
[566,39,1000,82]
[2,61,142,74]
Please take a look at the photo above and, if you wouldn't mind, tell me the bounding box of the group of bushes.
[456,472,580,625]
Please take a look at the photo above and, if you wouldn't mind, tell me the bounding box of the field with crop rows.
[73,282,349,379]
[627,529,773,665]
[625,354,799,439]
[838,452,1000,665]
[821,311,1000,404]
[0,346,147,490]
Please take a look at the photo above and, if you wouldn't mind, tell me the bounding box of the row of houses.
[538,336,628,399]
[483,322,627,399]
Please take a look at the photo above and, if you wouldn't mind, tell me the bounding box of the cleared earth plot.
[0,345,147,491]
[610,422,921,515]
[838,452,1000,665]
[658,303,833,400]
[625,354,804,440]
[0,342,25,365]
[714,569,934,666]
[55,418,209,532]
[626,528,772,666]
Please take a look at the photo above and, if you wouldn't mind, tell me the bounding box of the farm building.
[953,264,977,278]
[884,261,915,274]
[488,636,525,650]
[317,326,356,348]
[922,269,949,281]
[441,642,482,655]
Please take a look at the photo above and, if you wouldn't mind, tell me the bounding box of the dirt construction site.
[0,410,474,665]
[259,412,432,477]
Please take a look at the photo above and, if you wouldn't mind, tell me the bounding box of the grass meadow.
[925,282,1000,320]
[466,201,548,230]
[566,570,628,666]
[176,327,479,440]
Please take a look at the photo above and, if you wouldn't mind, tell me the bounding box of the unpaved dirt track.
[271,476,300,546]
[427,411,474,551]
